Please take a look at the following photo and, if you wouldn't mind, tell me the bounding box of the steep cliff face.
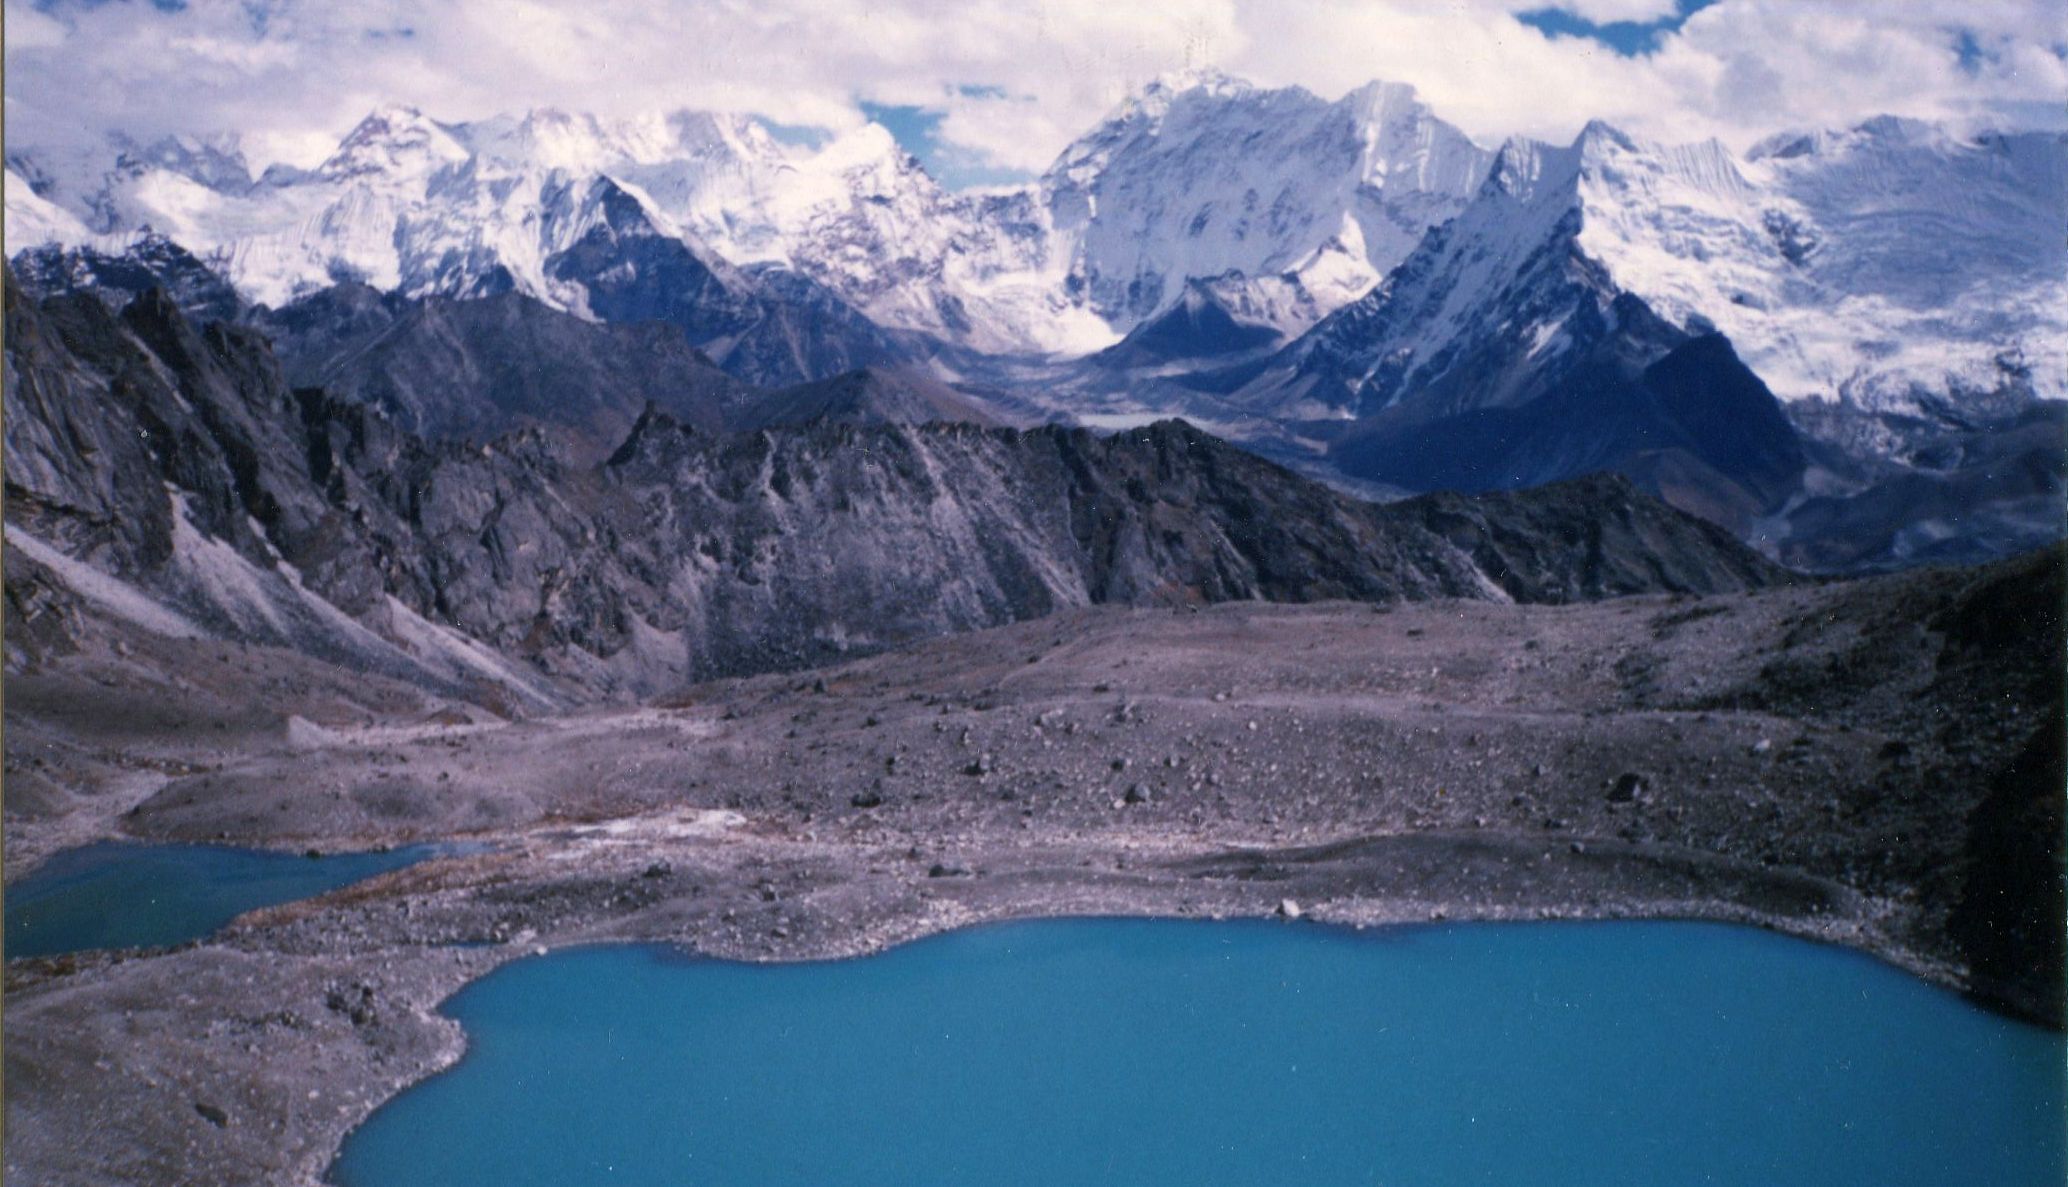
[4,280,1790,701]
[2,276,574,707]
[1034,71,1491,339]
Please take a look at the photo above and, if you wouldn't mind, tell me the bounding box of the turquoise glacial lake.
[333,917,2065,1187]
[3,841,444,958]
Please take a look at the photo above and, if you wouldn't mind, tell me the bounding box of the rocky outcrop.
[1385,468,1791,602]
[15,248,986,451]
[538,179,911,387]
[1320,311,1808,537]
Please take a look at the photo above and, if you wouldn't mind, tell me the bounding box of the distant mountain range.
[7,70,2063,573]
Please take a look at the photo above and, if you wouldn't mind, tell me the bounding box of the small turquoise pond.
[333,917,2065,1187]
[3,841,446,958]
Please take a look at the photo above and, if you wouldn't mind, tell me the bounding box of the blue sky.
[860,102,1039,190]
[1518,1,1720,57]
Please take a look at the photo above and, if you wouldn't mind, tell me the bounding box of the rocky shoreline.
[6,552,2062,1185]
[1,823,1931,1187]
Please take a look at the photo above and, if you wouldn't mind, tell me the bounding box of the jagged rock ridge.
[4,279,1787,702]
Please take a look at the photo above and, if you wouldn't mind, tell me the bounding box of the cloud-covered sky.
[6,0,2063,187]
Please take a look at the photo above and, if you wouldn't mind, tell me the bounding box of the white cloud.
[1648,1,2068,140]
[1226,0,2066,151]
[3,0,2061,182]
[2,0,67,49]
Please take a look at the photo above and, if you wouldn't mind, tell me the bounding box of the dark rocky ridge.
[251,285,760,450]
[1091,281,1283,370]
[1778,394,2068,573]
[4,274,1789,702]
[538,177,911,387]
[1275,243,1814,538]
[732,366,1002,431]
[17,236,2056,579]
[10,233,246,325]
[1328,332,1807,533]
[12,253,951,452]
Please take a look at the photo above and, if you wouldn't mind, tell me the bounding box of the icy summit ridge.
[1324,112,2059,412]
[6,73,2062,409]
[3,72,1496,354]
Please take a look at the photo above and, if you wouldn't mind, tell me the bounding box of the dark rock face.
[3,273,572,702]
[1326,326,1807,535]
[1629,334,1808,512]
[1830,544,2067,1025]
[3,287,181,572]
[723,263,916,389]
[541,178,763,355]
[253,283,984,450]
[1093,283,1282,371]
[734,367,1000,432]
[1263,211,1676,421]
[11,235,246,325]
[1203,174,1815,542]
[1950,714,2066,1024]
[4,277,1792,700]
[1779,396,2067,574]
[1383,472,1789,601]
[589,413,1758,679]
[539,177,908,388]
[255,286,756,449]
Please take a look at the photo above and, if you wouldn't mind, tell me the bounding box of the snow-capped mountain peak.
[1035,71,1492,337]
[1483,132,1581,204]
[113,132,254,194]
[459,108,650,173]
[1243,105,2062,435]
[4,75,1491,354]
[456,107,776,176]
[1121,66,1259,120]
[8,87,2057,415]
[317,105,470,181]
[1747,114,1953,163]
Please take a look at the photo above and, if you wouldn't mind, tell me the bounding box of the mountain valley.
[4,57,2063,1187]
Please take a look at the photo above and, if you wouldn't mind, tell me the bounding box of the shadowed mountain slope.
[5,276,1789,701]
